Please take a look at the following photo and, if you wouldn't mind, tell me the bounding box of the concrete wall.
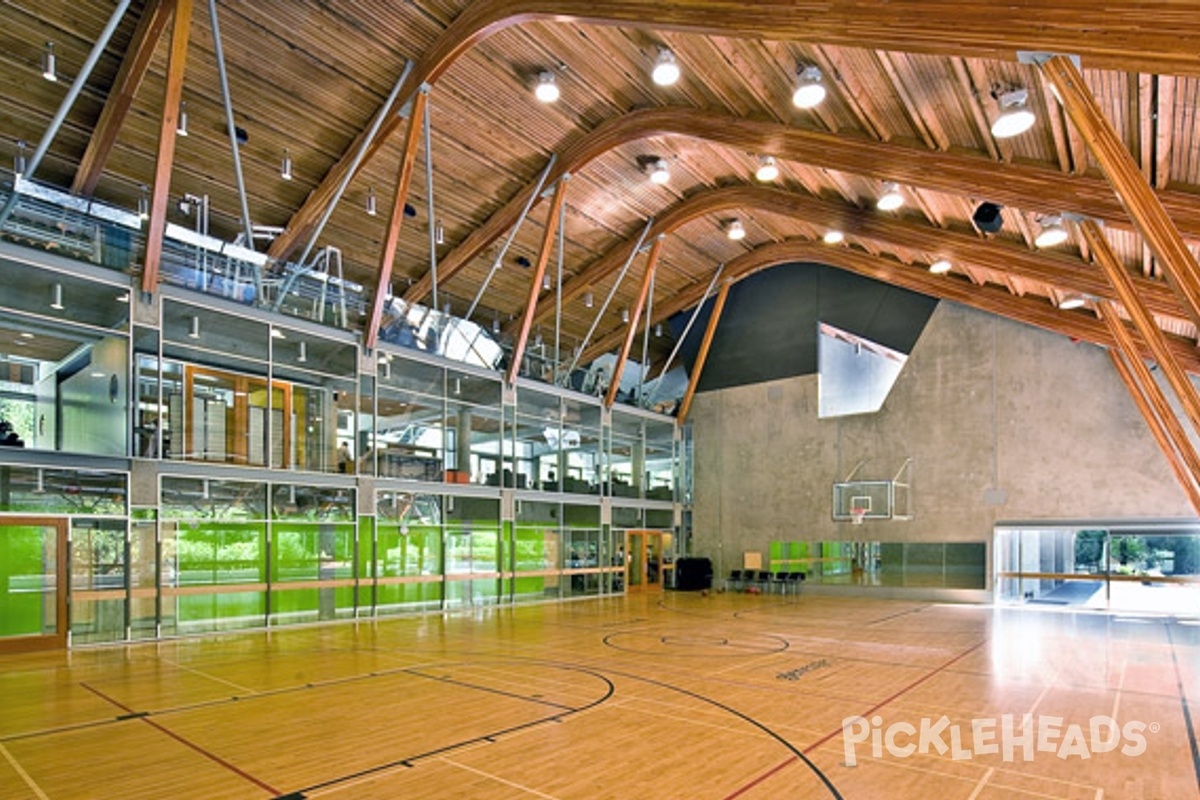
[690,302,1193,580]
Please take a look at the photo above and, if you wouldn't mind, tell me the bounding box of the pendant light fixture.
[755,155,779,182]
[647,158,670,185]
[534,71,560,103]
[176,101,188,137]
[823,230,844,245]
[876,182,905,212]
[726,219,746,241]
[1035,215,1069,248]
[651,48,681,86]
[991,87,1036,139]
[792,65,826,109]
[42,42,57,82]
[280,148,293,181]
[365,187,377,216]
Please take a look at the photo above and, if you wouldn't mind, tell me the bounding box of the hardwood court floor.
[1,592,1198,799]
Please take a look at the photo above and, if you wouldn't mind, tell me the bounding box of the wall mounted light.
[792,65,826,109]
[50,283,64,311]
[647,158,670,185]
[755,155,779,182]
[188,315,201,339]
[365,187,377,216]
[42,42,57,82]
[534,71,560,103]
[280,148,293,181]
[823,230,844,245]
[726,219,746,241]
[991,87,1036,139]
[651,48,681,86]
[1034,215,1069,248]
[176,101,188,137]
[929,259,952,274]
[876,181,905,212]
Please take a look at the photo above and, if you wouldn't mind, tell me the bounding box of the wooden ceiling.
[7,0,1200,372]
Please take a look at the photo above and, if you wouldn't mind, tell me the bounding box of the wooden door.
[0,517,69,653]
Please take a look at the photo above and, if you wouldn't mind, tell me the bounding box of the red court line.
[80,683,279,796]
[723,756,797,799]
[803,639,987,755]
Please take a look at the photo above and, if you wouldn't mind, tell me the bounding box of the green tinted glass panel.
[0,524,57,637]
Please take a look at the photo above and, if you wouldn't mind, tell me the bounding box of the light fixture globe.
[929,259,952,274]
[823,230,844,245]
[534,71,560,103]
[651,48,680,86]
[991,88,1036,138]
[726,219,746,241]
[1035,215,1069,248]
[755,155,779,182]
[648,158,670,184]
[876,181,905,211]
[792,65,826,109]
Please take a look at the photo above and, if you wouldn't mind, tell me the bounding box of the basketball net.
[850,508,866,525]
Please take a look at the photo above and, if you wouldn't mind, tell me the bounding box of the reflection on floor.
[1,593,1197,799]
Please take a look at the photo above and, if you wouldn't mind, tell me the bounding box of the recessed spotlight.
[876,182,905,212]
[929,259,952,274]
[755,155,779,182]
[823,230,844,245]
[991,88,1036,139]
[1035,215,1069,248]
[726,219,746,241]
[651,48,680,86]
[792,65,826,109]
[534,71,560,103]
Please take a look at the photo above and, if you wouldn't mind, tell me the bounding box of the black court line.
[400,667,577,711]
[80,682,280,796]
[866,605,930,626]
[593,665,843,800]
[1165,622,1200,795]
[282,664,616,797]
[603,630,789,656]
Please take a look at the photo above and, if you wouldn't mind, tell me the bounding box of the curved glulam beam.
[271,0,1200,264]
[521,185,1187,333]
[414,106,1200,306]
[578,240,1200,374]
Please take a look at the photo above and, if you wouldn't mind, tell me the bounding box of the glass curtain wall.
[444,496,502,608]
[373,353,444,481]
[269,484,357,625]
[375,490,443,613]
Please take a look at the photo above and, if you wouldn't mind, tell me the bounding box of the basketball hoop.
[850,507,866,525]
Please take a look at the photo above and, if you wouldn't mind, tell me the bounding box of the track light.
[876,182,905,212]
[50,283,64,311]
[823,230,844,245]
[792,65,826,109]
[726,219,746,241]
[137,184,149,221]
[1058,294,1087,310]
[1035,215,1069,248]
[991,87,1036,139]
[755,155,779,182]
[648,158,670,185]
[281,148,293,181]
[534,71,560,103]
[14,140,26,180]
[929,259,952,275]
[297,341,307,363]
[42,42,57,82]
[176,102,188,137]
[366,187,377,216]
[620,307,630,324]
[651,48,680,86]
[188,315,201,339]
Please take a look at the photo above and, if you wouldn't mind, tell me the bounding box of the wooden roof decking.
[5,0,1200,367]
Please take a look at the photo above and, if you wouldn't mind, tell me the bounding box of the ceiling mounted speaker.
[972,202,1004,233]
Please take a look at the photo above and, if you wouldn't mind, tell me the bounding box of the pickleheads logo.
[842,714,1155,766]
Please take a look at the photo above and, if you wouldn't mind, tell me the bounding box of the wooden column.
[1102,319,1200,514]
[677,278,730,425]
[1041,54,1200,332]
[73,0,174,197]
[604,237,663,408]
[141,0,191,293]
[1079,220,1200,440]
[506,177,569,386]
[364,90,428,350]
